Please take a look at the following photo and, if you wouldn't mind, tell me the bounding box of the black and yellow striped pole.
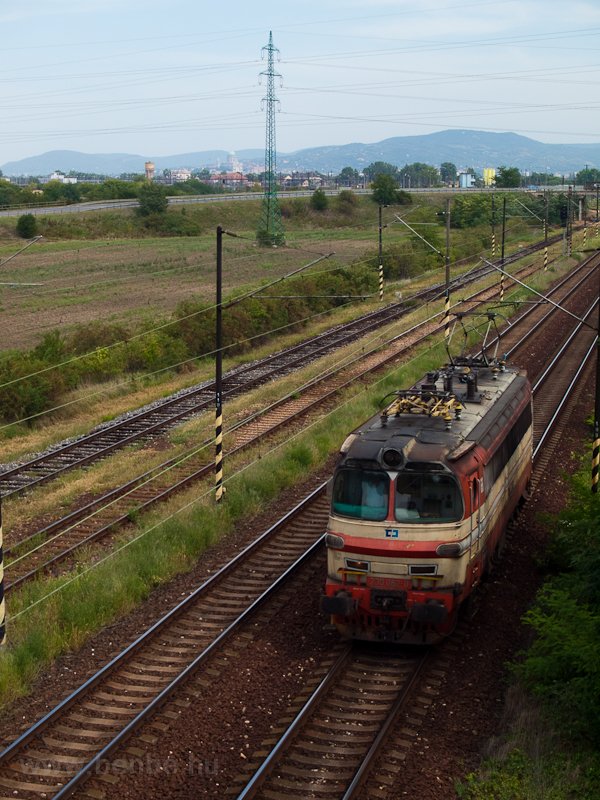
[491,192,496,257]
[543,193,549,271]
[593,412,600,494]
[0,498,6,645]
[215,226,224,504]
[593,271,600,493]
[567,187,573,257]
[444,198,451,343]
[500,197,506,302]
[378,205,384,302]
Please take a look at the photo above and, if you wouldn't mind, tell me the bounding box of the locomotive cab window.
[332,468,389,521]
[395,471,463,523]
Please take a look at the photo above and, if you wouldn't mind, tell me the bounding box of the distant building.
[282,171,323,188]
[170,168,192,182]
[49,171,77,184]
[483,167,496,187]
[144,161,155,180]
[458,172,475,189]
[227,152,243,172]
[208,171,248,188]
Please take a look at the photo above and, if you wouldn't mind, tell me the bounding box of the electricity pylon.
[257,31,285,247]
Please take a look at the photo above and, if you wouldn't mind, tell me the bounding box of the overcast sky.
[2,0,600,162]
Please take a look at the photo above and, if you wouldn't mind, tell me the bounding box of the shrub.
[515,474,600,746]
[310,189,329,211]
[16,214,38,239]
[336,190,358,214]
[136,182,168,217]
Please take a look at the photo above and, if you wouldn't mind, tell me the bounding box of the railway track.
[229,298,598,800]
[0,488,331,800]
[5,252,596,593]
[0,232,565,498]
[0,251,595,800]
[235,647,429,800]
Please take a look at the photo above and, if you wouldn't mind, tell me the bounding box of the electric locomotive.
[321,354,532,643]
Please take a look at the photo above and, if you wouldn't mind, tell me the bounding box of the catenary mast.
[257,31,285,246]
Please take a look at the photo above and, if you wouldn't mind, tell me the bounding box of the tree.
[529,171,562,187]
[336,190,358,214]
[16,213,38,239]
[371,174,412,206]
[399,162,440,188]
[495,165,521,188]
[450,196,492,228]
[440,162,457,184]
[576,167,600,188]
[364,161,399,182]
[310,188,328,211]
[338,166,359,187]
[137,181,168,216]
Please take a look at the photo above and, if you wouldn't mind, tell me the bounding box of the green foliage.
[399,162,440,188]
[440,161,457,183]
[371,174,397,205]
[528,172,564,187]
[0,262,376,425]
[336,190,359,214]
[16,214,38,239]
[136,181,168,217]
[338,166,359,186]
[171,178,217,195]
[42,180,81,204]
[256,227,285,247]
[0,352,67,421]
[140,210,202,236]
[279,197,308,219]
[451,195,492,228]
[514,473,600,746]
[0,330,457,708]
[457,749,600,800]
[85,179,140,201]
[516,588,600,742]
[364,161,398,181]
[310,188,329,211]
[371,174,412,206]
[33,330,67,362]
[495,166,522,188]
[576,167,600,188]
[0,180,28,208]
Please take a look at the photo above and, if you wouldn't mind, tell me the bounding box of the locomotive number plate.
[385,528,399,538]
[367,576,404,589]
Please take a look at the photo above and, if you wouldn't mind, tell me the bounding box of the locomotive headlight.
[325,533,345,549]
[436,542,461,557]
[382,447,403,469]
[345,558,370,572]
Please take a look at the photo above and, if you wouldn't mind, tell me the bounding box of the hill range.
[2,130,599,177]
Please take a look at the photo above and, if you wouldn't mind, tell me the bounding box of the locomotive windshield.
[332,468,389,521]
[395,472,463,523]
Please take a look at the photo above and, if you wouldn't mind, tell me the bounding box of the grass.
[1,240,578,537]
[0,243,583,707]
[0,221,573,464]
[456,684,600,800]
[0,329,449,706]
[0,194,563,352]
[0,202,590,707]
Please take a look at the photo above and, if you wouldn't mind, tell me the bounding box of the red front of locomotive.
[321,362,532,644]
[322,450,476,643]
